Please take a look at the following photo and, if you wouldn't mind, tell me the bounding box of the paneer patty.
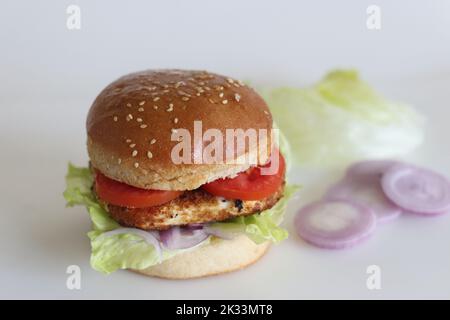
[105,183,285,230]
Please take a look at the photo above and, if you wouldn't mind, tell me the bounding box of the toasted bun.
[87,69,273,190]
[133,236,270,279]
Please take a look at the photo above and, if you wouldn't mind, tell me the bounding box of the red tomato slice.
[202,150,285,201]
[95,172,182,208]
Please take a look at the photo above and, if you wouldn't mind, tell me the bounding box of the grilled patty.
[105,184,285,230]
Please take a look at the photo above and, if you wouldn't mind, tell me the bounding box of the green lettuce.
[261,70,424,166]
[64,163,298,274]
[64,165,119,232]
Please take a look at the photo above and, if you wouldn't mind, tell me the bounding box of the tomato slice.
[202,150,285,201]
[95,172,182,208]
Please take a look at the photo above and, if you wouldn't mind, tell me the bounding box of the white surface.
[1,0,449,299]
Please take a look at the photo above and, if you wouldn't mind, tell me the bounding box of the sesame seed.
[150,138,156,144]
[264,110,269,115]
[153,97,160,102]
[147,151,153,159]
[134,162,139,168]
[235,93,241,102]
[167,104,174,112]
[222,99,228,104]
[174,118,179,124]
[132,150,138,157]
[129,143,136,148]
[126,114,133,121]
[113,116,118,122]
[140,124,148,129]
[178,90,191,96]
[126,139,132,143]
[118,158,122,164]
[204,86,211,91]
[208,98,215,103]
[162,89,170,93]
[196,92,201,96]
[126,103,132,107]
[227,78,234,83]
[219,92,224,98]
[238,80,245,86]
[233,83,240,88]
[139,101,146,106]
[136,118,143,123]
[182,97,189,101]
[138,107,144,112]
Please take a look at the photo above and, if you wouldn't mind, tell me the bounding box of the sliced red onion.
[295,200,376,249]
[185,223,204,230]
[346,160,399,181]
[325,178,401,223]
[159,226,209,250]
[100,228,162,261]
[203,223,245,240]
[381,164,450,215]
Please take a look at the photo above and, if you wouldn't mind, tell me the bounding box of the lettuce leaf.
[262,70,424,166]
[88,231,161,274]
[64,163,298,274]
[64,165,119,232]
[87,229,200,274]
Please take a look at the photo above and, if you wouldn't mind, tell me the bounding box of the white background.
[0,0,449,299]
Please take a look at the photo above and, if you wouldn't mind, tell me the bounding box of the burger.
[64,69,297,279]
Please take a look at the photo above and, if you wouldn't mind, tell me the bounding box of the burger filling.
[64,150,298,274]
[94,151,286,230]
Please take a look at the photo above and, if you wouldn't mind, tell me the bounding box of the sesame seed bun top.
[86,69,273,191]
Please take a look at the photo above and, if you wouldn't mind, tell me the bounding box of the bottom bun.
[132,235,270,279]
